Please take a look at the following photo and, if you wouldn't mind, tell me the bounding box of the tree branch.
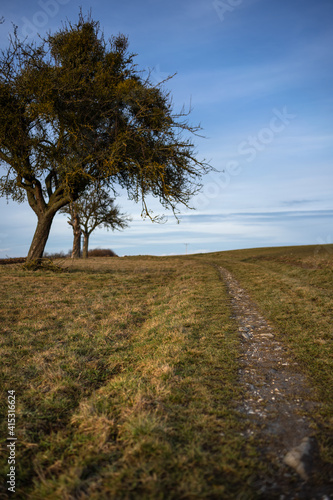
[45,171,53,200]
[0,149,12,165]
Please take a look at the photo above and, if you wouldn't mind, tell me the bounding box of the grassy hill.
[0,245,332,498]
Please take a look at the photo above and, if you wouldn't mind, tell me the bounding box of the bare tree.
[62,185,130,258]
[67,203,82,259]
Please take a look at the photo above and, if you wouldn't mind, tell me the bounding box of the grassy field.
[200,245,333,467]
[200,244,333,406]
[0,244,332,499]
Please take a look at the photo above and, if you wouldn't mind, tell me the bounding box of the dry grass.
[0,256,257,499]
[1,245,332,499]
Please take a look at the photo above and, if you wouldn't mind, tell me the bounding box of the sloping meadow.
[0,256,257,499]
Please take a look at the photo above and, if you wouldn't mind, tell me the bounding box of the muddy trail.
[218,266,333,499]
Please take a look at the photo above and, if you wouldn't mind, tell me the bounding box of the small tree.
[0,14,211,261]
[62,185,130,258]
[67,202,82,259]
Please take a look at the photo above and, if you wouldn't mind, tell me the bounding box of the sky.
[0,0,332,257]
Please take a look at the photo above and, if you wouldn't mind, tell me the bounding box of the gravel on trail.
[219,266,333,500]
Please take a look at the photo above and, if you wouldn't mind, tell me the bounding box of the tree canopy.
[0,13,211,260]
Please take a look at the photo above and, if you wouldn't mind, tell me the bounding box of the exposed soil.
[219,266,333,499]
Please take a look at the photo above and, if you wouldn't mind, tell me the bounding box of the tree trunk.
[71,211,81,259]
[82,232,89,259]
[26,212,56,261]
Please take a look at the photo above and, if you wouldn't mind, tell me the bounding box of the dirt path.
[219,266,332,499]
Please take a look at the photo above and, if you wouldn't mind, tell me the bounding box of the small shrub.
[22,258,63,272]
[88,248,118,257]
[43,251,70,259]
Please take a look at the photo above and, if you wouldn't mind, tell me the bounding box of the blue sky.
[0,0,332,256]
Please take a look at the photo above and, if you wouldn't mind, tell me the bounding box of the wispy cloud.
[281,200,320,207]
